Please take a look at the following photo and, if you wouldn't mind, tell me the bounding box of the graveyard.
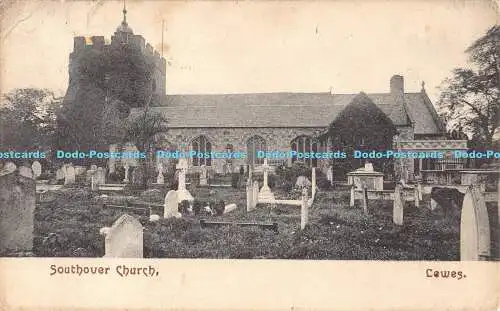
[0,156,497,260]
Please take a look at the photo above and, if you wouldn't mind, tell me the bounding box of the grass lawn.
[33,185,461,260]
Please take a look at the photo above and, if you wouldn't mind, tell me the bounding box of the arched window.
[247,136,266,167]
[291,135,318,167]
[192,136,211,166]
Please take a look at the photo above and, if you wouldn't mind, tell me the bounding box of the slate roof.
[129,91,444,135]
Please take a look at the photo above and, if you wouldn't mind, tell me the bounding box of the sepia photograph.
[0,0,498,309]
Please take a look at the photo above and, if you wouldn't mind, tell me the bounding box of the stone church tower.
[58,4,167,151]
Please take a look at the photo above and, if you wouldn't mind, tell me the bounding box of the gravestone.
[103,214,143,258]
[200,164,208,186]
[252,180,259,208]
[327,166,333,183]
[3,162,17,174]
[0,173,36,255]
[362,186,368,215]
[55,168,65,181]
[86,169,96,183]
[96,167,106,185]
[31,161,42,179]
[460,186,490,260]
[64,165,76,185]
[176,158,193,202]
[156,162,164,184]
[311,167,317,198]
[131,166,144,186]
[90,164,98,171]
[18,166,33,179]
[224,203,237,214]
[258,158,275,201]
[393,184,404,225]
[164,190,181,218]
[123,163,130,183]
[350,185,355,207]
[246,178,254,212]
[300,188,309,230]
[295,176,311,189]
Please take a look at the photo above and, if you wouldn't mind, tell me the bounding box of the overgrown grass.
[33,187,461,260]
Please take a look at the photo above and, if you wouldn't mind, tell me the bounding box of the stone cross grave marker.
[164,190,181,218]
[460,186,490,261]
[327,165,333,183]
[0,173,36,255]
[175,158,193,202]
[64,165,76,185]
[258,158,275,201]
[123,163,130,183]
[31,161,42,179]
[103,214,143,258]
[393,184,404,225]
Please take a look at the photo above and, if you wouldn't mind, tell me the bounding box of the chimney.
[390,75,404,95]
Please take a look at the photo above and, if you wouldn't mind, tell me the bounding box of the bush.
[192,200,203,215]
[274,162,312,191]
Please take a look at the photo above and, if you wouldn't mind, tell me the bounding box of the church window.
[291,135,318,167]
[192,136,211,166]
[247,136,266,167]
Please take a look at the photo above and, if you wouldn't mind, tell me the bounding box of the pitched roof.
[129,91,443,135]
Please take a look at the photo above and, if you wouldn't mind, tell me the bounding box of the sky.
[0,0,498,103]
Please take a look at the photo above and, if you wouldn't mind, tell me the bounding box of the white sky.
[0,0,498,103]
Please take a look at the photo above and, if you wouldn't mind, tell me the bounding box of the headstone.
[3,162,17,174]
[460,186,491,260]
[131,166,144,185]
[350,185,355,207]
[430,198,439,210]
[417,181,423,201]
[327,166,333,184]
[224,203,237,214]
[18,166,33,179]
[311,167,317,198]
[362,186,368,215]
[103,214,143,258]
[393,184,404,225]
[64,165,75,185]
[252,180,259,208]
[200,164,208,186]
[164,190,181,218]
[176,158,193,203]
[300,188,309,230]
[0,173,36,255]
[86,169,97,183]
[156,162,164,184]
[31,161,42,179]
[414,185,420,207]
[96,167,106,185]
[55,169,65,181]
[123,164,130,183]
[90,164,98,171]
[258,158,275,201]
[246,178,254,212]
[295,176,312,189]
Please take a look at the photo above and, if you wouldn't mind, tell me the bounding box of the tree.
[437,25,499,148]
[125,110,168,188]
[0,88,61,149]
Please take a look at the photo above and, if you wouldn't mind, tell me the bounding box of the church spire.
[116,0,133,34]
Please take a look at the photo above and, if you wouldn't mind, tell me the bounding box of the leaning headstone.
[393,184,404,225]
[164,190,181,218]
[0,173,36,255]
[18,166,33,179]
[460,186,491,261]
[31,161,42,179]
[64,165,75,185]
[103,214,143,258]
